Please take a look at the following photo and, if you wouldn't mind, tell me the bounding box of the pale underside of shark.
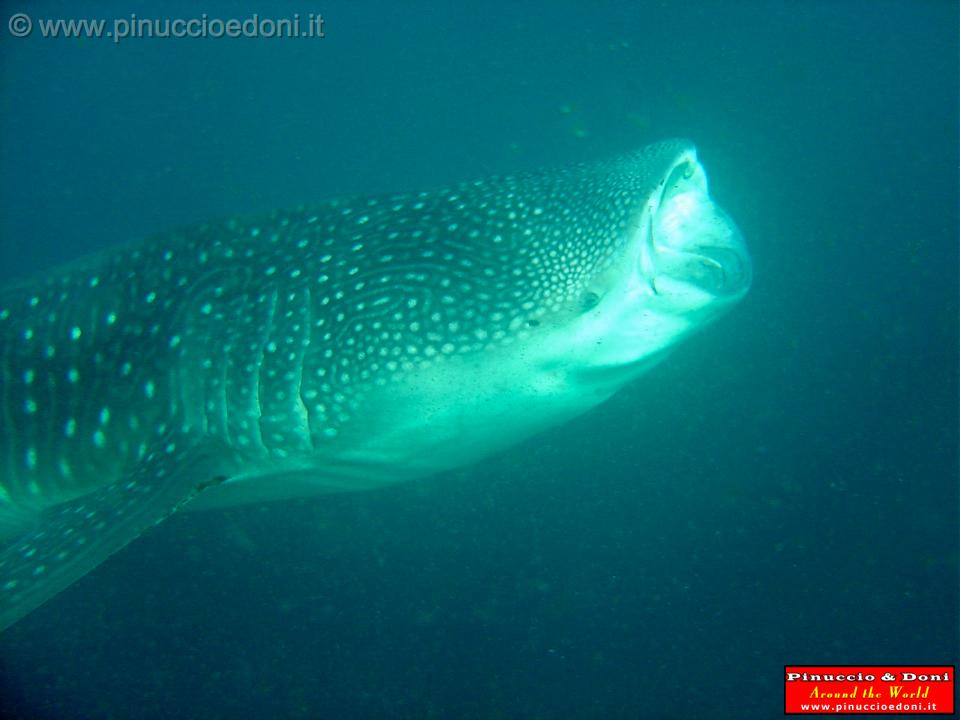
[0,140,751,630]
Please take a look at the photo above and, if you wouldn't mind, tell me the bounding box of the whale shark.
[0,140,750,630]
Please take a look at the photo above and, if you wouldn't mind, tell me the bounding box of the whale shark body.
[0,140,750,630]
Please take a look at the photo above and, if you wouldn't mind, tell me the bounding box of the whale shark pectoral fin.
[0,434,233,632]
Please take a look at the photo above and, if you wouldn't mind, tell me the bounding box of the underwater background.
[0,1,956,718]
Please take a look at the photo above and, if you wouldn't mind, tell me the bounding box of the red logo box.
[784,665,955,715]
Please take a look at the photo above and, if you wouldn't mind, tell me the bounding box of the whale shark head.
[505,140,751,390]
[309,139,751,478]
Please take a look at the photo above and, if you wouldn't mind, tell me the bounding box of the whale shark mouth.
[684,245,751,296]
[641,154,752,298]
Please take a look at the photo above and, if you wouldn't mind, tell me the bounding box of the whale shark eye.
[581,291,601,311]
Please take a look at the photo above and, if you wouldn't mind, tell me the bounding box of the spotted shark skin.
[0,140,750,630]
